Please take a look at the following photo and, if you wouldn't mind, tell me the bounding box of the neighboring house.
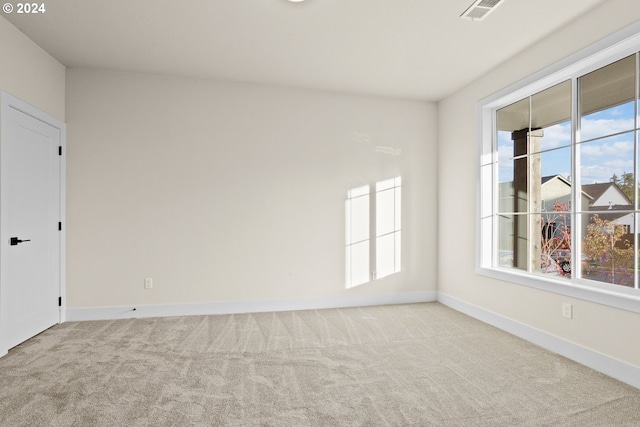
[541,175,572,208]
[540,175,596,211]
[540,175,613,211]
[582,182,634,233]
[596,207,635,235]
[498,175,591,213]
[498,174,596,212]
[541,177,634,235]
[582,182,632,209]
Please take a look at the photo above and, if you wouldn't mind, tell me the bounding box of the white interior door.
[0,93,64,355]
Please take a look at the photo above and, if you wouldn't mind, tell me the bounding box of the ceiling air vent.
[460,0,505,21]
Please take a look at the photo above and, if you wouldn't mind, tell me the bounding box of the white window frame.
[477,22,640,314]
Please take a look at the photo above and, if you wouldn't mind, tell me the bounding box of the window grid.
[481,38,640,300]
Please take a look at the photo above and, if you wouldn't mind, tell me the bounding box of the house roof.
[582,182,632,207]
[582,182,613,202]
[542,175,571,186]
[540,175,594,201]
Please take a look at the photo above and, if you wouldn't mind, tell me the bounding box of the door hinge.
[58,222,62,231]
[58,146,62,156]
[58,297,62,307]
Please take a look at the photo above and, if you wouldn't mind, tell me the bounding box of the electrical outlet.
[562,302,572,319]
[144,277,153,289]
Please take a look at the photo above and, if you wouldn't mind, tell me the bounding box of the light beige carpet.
[1,302,639,426]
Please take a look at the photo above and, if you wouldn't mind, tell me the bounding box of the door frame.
[0,91,66,356]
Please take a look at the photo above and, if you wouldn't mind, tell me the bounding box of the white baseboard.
[437,292,640,390]
[66,291,438,322]
[64,290,640,389]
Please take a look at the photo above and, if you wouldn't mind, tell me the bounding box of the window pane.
[498,130,515,162]
[539,121,572,152]
[497,81,571,155]
[513,156,529,214]
[496,82,572,218]
[533,147,572,213]
[578,132,635,209]
[496,214,514,268]
[538,211,572,279]
[498,131,546,215]
[531,81,572,150]
[635,131,640,208]
[497,160,514,213]
[497,97,530,140]
[580,55,636,142]
[497,214,528,272]
[581,213,635,287]
[581,101,635,142]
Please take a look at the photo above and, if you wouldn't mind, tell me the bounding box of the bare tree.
[583,214,635,286]
[540,201,571,275]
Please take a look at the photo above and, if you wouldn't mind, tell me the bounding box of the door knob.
[9,237,31,246]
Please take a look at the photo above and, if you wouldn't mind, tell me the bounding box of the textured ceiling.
[3,0,605,100]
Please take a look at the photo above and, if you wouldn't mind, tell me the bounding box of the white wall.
[0,15,65,120]
[66,68,437,310]
[438,1,640,369]
[3,0,640,382]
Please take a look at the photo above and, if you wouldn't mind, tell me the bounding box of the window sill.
[477,266,640,314]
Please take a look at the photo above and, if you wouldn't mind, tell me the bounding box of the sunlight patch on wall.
[345,185,370,288]
[376,177,402,279]
[345,177,402,288]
